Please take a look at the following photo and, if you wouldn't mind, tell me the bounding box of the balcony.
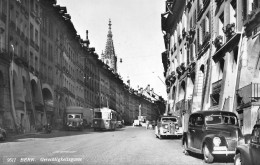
[212,33,241,63]
[237,83,260,108]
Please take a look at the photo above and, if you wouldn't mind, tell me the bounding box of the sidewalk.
[7,129,60,140]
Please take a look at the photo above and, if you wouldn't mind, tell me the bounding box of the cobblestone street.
[0,126,233,165]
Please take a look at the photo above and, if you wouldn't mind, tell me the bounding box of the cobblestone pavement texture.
[0,127,233,165]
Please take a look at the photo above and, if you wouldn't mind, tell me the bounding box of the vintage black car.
[182,110,244,163]
[155,115,183,139]
[234,124,260,165]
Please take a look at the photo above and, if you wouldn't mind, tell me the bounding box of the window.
[251,127,260,144]
[30,0,34,11]
[75,114,81,119]
[195,116,204,126]
[35,29,38,45]
[94,112,102,118]
[230,0,237,24]
[30,23,33,40]
[189,115,196,126]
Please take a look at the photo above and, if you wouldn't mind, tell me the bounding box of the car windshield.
[75,114,81,118]
[162,117,177,122]
[94,112,102,118]
[205,114,238,126]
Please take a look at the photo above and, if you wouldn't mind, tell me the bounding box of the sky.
[57,0,167,99]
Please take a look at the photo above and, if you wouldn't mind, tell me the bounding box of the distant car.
[234,124,260,165]
[182,110,244,163]
[0,127,6,141]
[155,115,183,139]
[133,120,141,127]
[117,121,123,128]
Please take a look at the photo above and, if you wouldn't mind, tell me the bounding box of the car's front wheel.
[234,153,243,165]
[203,144,214,163]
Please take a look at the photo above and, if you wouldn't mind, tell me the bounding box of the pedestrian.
[146,120,149,129]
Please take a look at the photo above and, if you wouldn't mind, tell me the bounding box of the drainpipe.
[9,45,18,132]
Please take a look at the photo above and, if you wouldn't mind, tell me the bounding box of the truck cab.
[65,106,84,131]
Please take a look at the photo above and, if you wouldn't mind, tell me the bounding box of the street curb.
[7,130,60,139]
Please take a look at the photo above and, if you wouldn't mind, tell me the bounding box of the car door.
[188,114,196,149]
[250,127,260,165]
[193,115,205,150]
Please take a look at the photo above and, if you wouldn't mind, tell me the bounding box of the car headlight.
[213,137,221,147]
[164,125,168,129]
[175,125,179,129]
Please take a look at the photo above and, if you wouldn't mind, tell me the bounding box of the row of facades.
[161,0,260,134]
[0,0,164,133]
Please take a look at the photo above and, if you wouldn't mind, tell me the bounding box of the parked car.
[0,127,6,141]
[234,124,260,165]
[117,121,123,128]
[133,120,141,127]
[182,110,244,163]
[155,115,183,139]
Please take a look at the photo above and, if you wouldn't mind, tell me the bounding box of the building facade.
[0,0,164,134]
[161,0,260,134]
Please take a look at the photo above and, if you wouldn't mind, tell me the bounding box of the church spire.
[107,19,113,39]
[102,19,117,73]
